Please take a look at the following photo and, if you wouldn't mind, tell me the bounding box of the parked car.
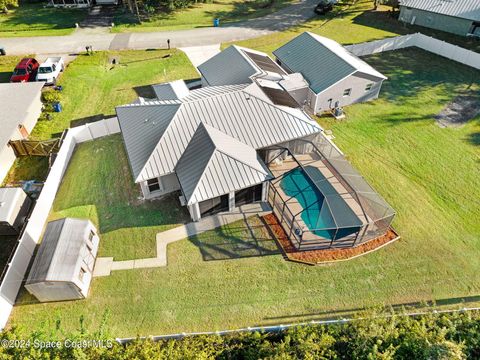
[314,0,335,15]
[36,57,64,85]
[10,58,39,83]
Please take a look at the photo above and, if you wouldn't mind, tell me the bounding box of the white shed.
[0,188,32,236]
[25,218,99,302]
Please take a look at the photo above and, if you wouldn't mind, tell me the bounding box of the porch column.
[188,202,201,222]
[228,191,235,212]
[261,182,269,202]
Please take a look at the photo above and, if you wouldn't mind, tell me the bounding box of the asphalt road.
[0,0,318,55]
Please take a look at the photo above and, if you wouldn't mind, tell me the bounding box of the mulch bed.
[435,94,480,128]
[262,213,400,265]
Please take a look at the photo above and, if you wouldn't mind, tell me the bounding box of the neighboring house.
[49,0,91,7]
[273,32,387,114]
[25,218,99,302]
[398,0,480,37]
[116,82,323,221]
[0,83,44,183]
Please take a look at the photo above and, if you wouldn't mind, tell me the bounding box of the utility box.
[0,188,32,236]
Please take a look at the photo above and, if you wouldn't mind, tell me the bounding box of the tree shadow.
[189,215,281,261]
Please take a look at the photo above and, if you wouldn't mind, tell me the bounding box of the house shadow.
[189,215,281,261]
[70,114,112,128]
[133,85,156,99]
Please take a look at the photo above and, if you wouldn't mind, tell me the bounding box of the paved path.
[0,0,317,55]
[180,44,221,68]
[93,203,272,276]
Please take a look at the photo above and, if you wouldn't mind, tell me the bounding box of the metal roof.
[0,82,43,150]
[176,123,272,205]
[197,45,286,86]
[0,188,27,225]
[26,218,97,285]
[117,83,322,183]
[399,0,480,21]
[273,32,387,94]
[152,80,190,101]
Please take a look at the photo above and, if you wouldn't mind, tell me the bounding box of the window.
[79,268,87,282]
[365,83,373,91]
[147,178,161,193]
[88,230,95,242]
[343,88,352,97]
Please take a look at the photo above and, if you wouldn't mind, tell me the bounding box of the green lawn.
[49,135,190,260]
[112,0,294,33]
[9,48,480,337]
[0,2,87,37]
[226,0,480,53]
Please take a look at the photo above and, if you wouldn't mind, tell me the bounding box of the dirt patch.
[262,213,400,265]
[435,94,480,128]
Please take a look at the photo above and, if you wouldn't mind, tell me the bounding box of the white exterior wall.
[140,173,181,200]
[313,72,383,114]
[0,145,16,185]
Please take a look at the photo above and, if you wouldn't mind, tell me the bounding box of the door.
[235,184,263,207]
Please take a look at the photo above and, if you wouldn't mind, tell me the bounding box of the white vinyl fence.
[345,33,480,70]
[0,117,120,329]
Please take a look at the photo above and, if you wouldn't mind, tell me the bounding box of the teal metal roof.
[273,32,386,94]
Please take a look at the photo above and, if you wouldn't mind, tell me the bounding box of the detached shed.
[25,218,99,302]
[0,188,32,236]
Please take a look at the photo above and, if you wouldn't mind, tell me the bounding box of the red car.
[10,58,39,83]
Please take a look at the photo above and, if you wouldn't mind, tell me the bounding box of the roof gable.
[176,123,271,205]
[273,32,386,93]
[152,80,190,100]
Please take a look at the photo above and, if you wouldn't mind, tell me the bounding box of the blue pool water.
[280,166,362,240]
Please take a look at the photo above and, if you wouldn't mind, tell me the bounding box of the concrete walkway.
[180,44,221,68]
[93,203,271,276]
[0,0,317,55]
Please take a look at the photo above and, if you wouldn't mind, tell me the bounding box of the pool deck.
[269,153,376,249]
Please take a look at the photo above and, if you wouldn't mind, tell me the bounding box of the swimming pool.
[279,166,363,240]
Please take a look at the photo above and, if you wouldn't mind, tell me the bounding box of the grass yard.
[0,2,87,37]
[226,0,480,53]
[112,0,294,33]
[49,135,190,260]
[9,47,480,337]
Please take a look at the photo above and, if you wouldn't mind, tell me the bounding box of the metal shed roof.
[273,32,387,94]
[26,218,96,285]
[0,188,27,225]
[0,82,43,150]
[152,80,190,101]
[117,83,322,183]
[176,123,272,205]
[399,0,480,21]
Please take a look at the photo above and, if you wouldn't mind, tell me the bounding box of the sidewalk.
[93,203,272,276]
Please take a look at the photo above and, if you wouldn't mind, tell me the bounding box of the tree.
[1,0,17,13]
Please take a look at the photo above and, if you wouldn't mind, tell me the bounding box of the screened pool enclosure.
[266,135,395,250]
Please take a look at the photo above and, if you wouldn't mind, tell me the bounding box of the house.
[25,218,99,302]
[0,82,44,183]
[0,188,32,236]
[198,45,311,108]
[49,0,91,7]
[398,0,480,37]
[116,82,323,221]
[273,32,387,114]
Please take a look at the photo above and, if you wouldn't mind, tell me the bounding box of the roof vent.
[144,118,149,122]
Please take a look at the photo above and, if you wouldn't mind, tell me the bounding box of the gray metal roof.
[0,82,43,149]
[26,218,97,285]
[117,83,322,183]
[176,123,272,205]
[0,188,27,225]
[152,80,190,101]
[399,0,480,21]
[273,32,387,94]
